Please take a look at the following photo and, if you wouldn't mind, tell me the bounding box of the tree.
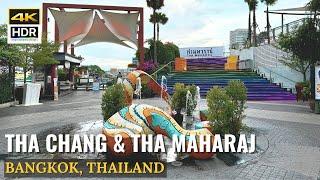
[136,40,180,64]
[146,0,164,64]
[149,39,166,64]
[150,12,168,41]
[257,31,268,44]
[0,25,24,67]
[279,55,310,82]
[252,0,258,46]
[244,0,254,47]
[158,13,168,41]
[87,65,105,76]
[261,0,278,44]
[307,0,320,101]
[164,42,180,63]
[308,0,320,21]
[136,47,152,61]
[30,39,59,67]
[0,24,24,100]
[146,39,180,64]
[278,19,320,99]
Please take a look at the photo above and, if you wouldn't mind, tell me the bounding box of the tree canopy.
[137,40,180,65]
[278,19,320,66]
[31,39,59,67]
[0,25,24,67]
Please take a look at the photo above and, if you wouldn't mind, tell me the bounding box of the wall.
[234,45,307,93]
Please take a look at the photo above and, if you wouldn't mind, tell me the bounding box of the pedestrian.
[116,72,123,84]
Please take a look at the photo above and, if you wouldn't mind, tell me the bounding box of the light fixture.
[65,61,70,69]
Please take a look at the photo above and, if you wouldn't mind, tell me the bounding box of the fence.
[270,18,306,42]
[0,60,14,104]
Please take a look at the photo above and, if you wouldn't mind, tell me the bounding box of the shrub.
[171,83,197,115]
[207,87,235,135]
[225,80,247,135]
[137,61,158,74]
[0,73,13,104]
[207,81,247,135]
[58,68,67,81]
[171,83,186,114]
[141,84,155,98]
[301,81,311,101]
[186,85,197,116]
[101,84,126,120]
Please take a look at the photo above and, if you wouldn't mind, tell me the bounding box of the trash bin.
[15,86,24,104]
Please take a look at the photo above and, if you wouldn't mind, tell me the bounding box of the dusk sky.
[0,0,310,70]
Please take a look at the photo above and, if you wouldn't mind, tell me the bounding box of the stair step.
[162,70,296,101]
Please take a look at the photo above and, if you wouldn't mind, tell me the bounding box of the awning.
[75,13,133,49]
[268,6,319,15]
[49,9,139,49]
[99,10,139,46]
[50,9,94,44]
[271,6,308,12]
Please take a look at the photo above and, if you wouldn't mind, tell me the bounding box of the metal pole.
[281,14,284,34]
[138,9,144,64]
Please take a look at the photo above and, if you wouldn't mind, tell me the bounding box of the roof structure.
[49,9,139,49]
[76,12,133,48]
[49,9,94,44]
[99,10,139,46]
[268,6,319,15]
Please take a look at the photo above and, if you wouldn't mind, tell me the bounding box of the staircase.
[187,58,227,71]
[165,70,296,101]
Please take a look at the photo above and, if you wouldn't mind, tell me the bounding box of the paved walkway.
[0,91,319,179]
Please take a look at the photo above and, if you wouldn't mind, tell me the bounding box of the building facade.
[230,29,248,50]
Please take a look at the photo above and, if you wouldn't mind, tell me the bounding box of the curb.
[0,101,19,109]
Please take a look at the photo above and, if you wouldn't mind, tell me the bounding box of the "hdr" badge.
[7,9,41,44]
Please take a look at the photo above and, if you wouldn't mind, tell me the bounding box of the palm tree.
[244,0,258,47]
[150,12,169,41]
[261,0,278,44]
[244,0,253,47]
[252,0,258,46]
[146,0,164,63]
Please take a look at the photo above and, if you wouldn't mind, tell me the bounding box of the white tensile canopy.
[271,6,308,12]
[99,10,139,46]
[49,8,139,49]
[76,13,133,48]
[49,9,94,44]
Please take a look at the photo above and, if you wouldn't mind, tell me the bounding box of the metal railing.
[270,18,306,41]
[238,44,306,93]
[151,61,175,80]
[255,46,304,93]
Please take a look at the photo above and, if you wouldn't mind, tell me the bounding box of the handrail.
[272,18,306,32]
[151,61,175,78]
[241,59,297,83]
[255,61,297,84]
[270,18,306,41]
